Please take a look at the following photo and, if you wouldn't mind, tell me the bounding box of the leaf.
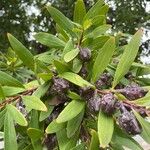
[54,60,70,74]
[62,38,74,57]
[46,120,66,134]
[0,108,7,130]
[46,5,75,36]
[113,29,143,88]
[73,0,86,24]
[71,143,86,150]
[67,91,81,100]
[133,110,150,143]
[89,130,99,150]
[56,100,85,123]
[91,15,105,26]
[64,48,79,63]
[0,71,24,88]
[60,72,94,87]
[7,33,34,70]
[0,85,5,100]
[67,109,84,138]
[85,25,111,39]
[98,111,114,148]
[84,0,104,21]
[7,104,28,126]
[72,58,82,73]
[27,128,44,142]
[22,95,47,111]
[4,112,18,150]
[134,95,150,106]
[34,32,65,48]
[39,104,54,122]
[92,37,115,82]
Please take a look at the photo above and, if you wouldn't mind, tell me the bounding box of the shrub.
[0,0,150,150]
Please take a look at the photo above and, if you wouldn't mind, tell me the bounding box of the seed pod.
[121,84,147,100]
[51,77,70,95]
[79,65,88,79]
[79,48,91,62]
[118,111,142,135]
[100,93,117,115]
[79,86,94,101]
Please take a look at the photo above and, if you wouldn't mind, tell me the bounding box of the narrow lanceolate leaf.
[64,48,79,63]
[34,32,65,48]
[67,109,84,138]
[0,85,5,100]
[89,130,99,150]
[92,37,115,82]
[98,111,114,148]
[0,71,24,88]
[60,72,94,87]
[7,104,28,126]
[46,5,75,36]
[73,0,86,24]
[56,100,85,123]
[84,0,104,21]
[85,25,111,39]
[46,120,66,134]
[4,112,18,150]
[133,110,150,143]
[113,29,143,88]
[134,95,150,106]
[22,95,47,111]
[7,33,34,70]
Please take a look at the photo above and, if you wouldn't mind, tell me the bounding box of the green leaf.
[113,29,143,88]
[4,112,18,150]
[134,95,150,106]
[72,58,82,73]
[56,100,85,123]
[62,38,74,57]
[34,32,65,48]
[60,72,94,87]
[7,33,34,70]
[98,111,114,148]
[67,109,84,138]
[22,95,47,111]
[91,15,105,26]
[73,0,86,24]
[7,104,28,126]
[0,108,7,130]
[133,110,150,143]
[39,104,54,122]
[71,143,86,150]
[46,5,75,36]
[85,25,111,39]
[54,60,70,74]
[84,0,104,21]
[67,91,81,100]
[27,128,44,142]
[64,48,79,63]
[46,120,66,134]
[0,85,5,100]
[92,37,115,82]
[89,130,99,150]
[0,71,24,88]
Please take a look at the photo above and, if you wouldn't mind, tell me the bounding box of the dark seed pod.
[79,86,94,101]
[121,84,147,100]
[79,48,91,62]
[51,77,70,95]
[88,93,101,112]
[79,65,88,79]
[100,93,117,115]
[118,110,142,135]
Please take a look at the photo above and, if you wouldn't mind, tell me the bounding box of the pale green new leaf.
[22,95,47,111]
[56,100,85,123]
[98,111,114,148]
[60,72,94,87]
[73,0,86,24]
[89,130,99,150]
[64,48,79,63]
[46,120,66,134]
[92,37,115,82]
[113,29,143,88]
[134,95,150,106]
[34,32,65,48]
[7,33,34,70]
[46,5,75,36]
[133,110,150,143]
[4,112,18,150]
[7,104,28,126]
[0,71,24,88]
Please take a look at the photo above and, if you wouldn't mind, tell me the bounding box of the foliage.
[0,0,150,150]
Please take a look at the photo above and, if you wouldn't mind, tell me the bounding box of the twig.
[0,87,37,109]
